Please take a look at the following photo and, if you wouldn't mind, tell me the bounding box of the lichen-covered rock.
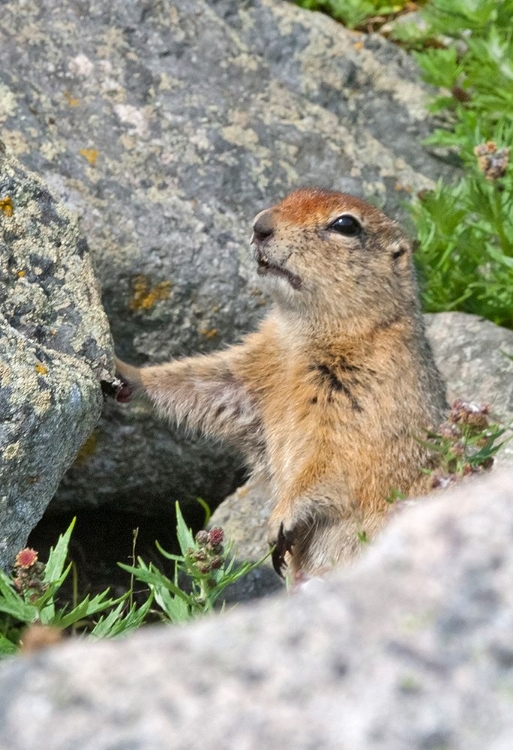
[0,144,112,568]
[0,0,458,512]
[212,312,513,597]
[1,470,513,750]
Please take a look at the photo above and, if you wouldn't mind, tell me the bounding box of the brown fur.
[115,188,447,577]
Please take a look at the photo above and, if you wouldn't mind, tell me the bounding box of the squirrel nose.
[252,210,275,243]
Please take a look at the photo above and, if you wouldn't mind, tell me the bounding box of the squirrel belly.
[114,188,447,579]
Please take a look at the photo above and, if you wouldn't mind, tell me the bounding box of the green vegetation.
[420,399,508,488]
[0,519,138,656]
[120,503,266,623]
[384,399,508,508]
[294,0,513,327]
[396,0,513,327]
[0,505,267,658]
[295,0,411,29]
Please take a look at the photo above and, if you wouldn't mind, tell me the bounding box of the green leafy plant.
[411,128,512,326]
[294,0,411,29]
[393,0,513,125]
[0,520,130,656]
[420,399,509,488]
[392,0,513,325]
[0,506,269,657]
[120,502,270,623]
[385,400,508,506]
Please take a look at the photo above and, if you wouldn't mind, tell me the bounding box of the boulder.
[1,469,513,749]
[0,0,458,513]
[426,312,513,441]
[0,145,112,569]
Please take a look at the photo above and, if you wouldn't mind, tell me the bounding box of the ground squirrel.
[114,188,447,579]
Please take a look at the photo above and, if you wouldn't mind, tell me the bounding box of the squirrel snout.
[252,209,275,244]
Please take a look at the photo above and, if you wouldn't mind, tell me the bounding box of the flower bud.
[195,530,209,546]
[209,528,224,546]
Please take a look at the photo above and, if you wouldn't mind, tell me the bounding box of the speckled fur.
[116,188,447,577]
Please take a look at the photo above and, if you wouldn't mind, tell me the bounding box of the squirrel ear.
[391,239,411,263]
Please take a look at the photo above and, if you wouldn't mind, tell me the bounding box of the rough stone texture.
[0,0,457,513]
[0,145,112,568]
[2,470,513,749]
[426,312,513,431]
[212,311,513,596]
[427,311,513,468]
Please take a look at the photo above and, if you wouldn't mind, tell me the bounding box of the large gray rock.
[212,311,513,594]
[0,145,112,568]
[1,469,513,749]
[0,0,457,513]
[426,312,513,428]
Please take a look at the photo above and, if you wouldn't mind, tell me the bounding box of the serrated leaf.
[90,595,152,639]
[51,590,119,630]
[175,502,195,556]
[44,518,76,584]
[119,561,193,605]
[152,586,190,623]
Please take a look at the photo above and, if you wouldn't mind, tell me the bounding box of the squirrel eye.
[328,214,362,237]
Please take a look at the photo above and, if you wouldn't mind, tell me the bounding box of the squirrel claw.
[114,381,133,403]
[100,376,133,403]
[271,522,294,578]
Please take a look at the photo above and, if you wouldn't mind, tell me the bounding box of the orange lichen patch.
[79,148,99,166]
[35,362,48,375]
[64,90,80,106]
[17,270,25,278]
[0,196,13,216]
[129,274,172,311]
[353,41,364,51]
[276,188,381,225]
[199,325,218,340]
[74,431,98,465]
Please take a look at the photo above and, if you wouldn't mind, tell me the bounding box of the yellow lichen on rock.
[129,274,171,311]
[199,326,218,340]
[0,196,13,216]
[64,91,80,107]
[79,148,99,166]
[35,362,48,375]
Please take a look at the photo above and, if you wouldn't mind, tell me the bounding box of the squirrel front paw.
[115,358,140,402]
[101,356,141,403]
[100,375,133,402]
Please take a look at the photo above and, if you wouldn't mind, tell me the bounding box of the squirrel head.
[251,187,415,325]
